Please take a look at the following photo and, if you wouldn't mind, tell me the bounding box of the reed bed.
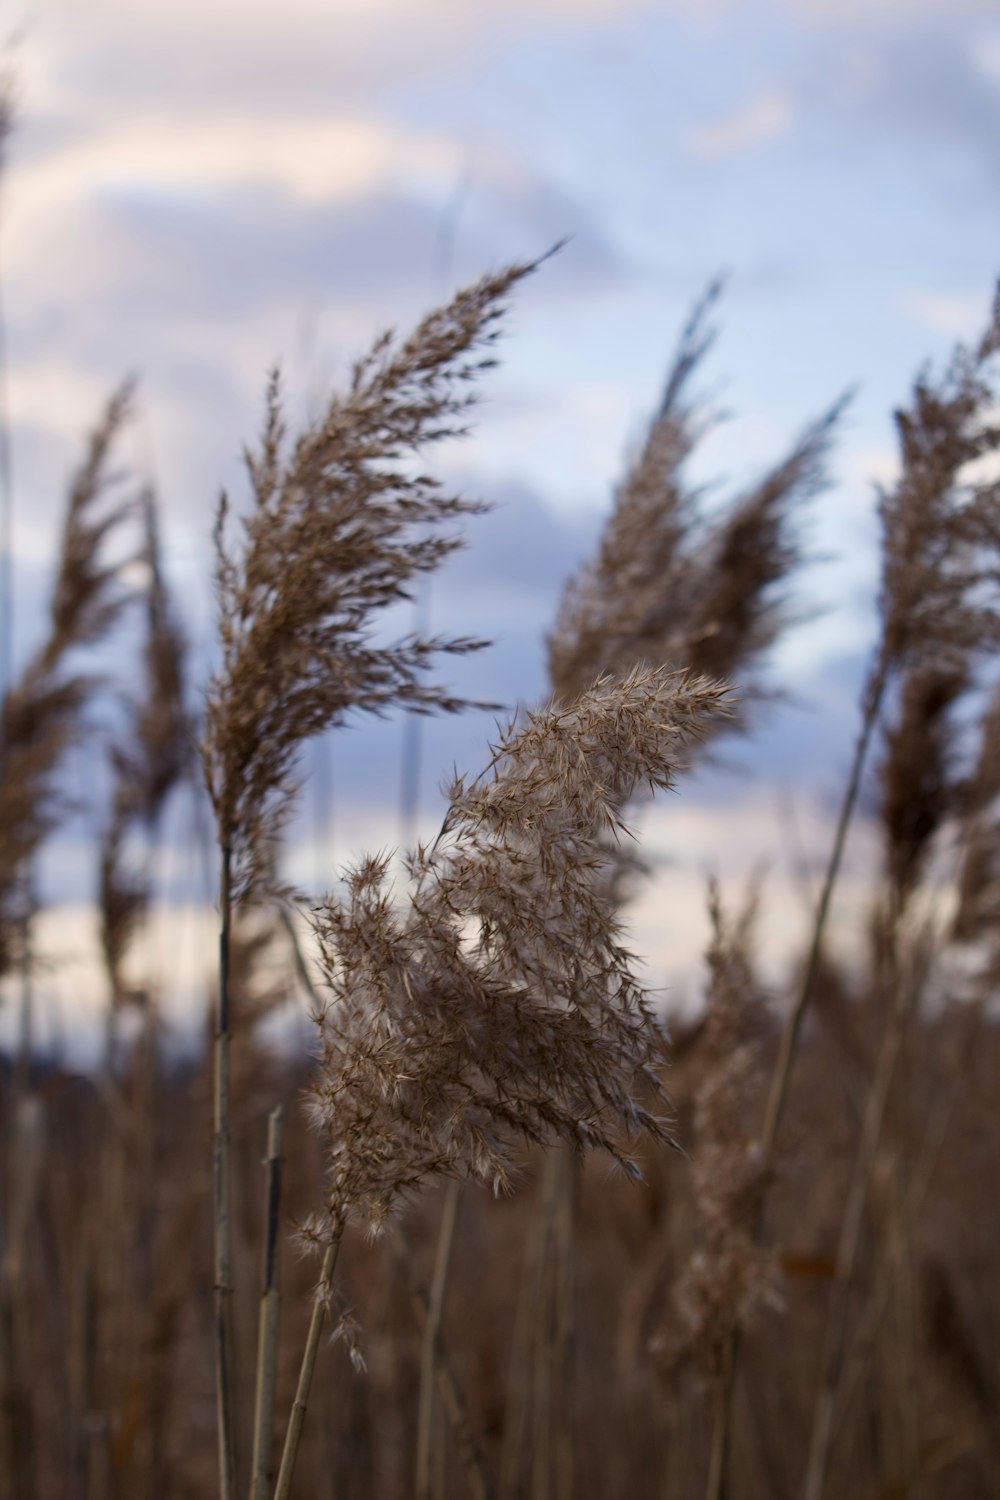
[1,148,1000,1500]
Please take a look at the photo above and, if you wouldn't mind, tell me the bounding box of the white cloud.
[896,285,989,338]
[7,111,462,244]
[684,88,793,160]
[842,443,899,490]
[970,28,1000,85]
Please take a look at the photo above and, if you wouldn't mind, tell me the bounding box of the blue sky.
[1,0,997,1057]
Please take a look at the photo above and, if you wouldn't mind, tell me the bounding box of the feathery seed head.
[547,281,848,736]
[0,384,135,974]
[656,882,778,1383]
[202,255,552,902]
[306,665,730,1237]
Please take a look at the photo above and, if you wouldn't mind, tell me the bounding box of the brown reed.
[201,252,553,1499]
[548,280,849,729]
[270,666,728,1494]
[0,381,135,981]
[303,665,729,1240]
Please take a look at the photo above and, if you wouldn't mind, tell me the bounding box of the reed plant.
[3,109,1000,1498]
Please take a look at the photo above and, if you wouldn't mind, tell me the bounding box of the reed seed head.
[202,254,553,902]
[305,665,730,1237]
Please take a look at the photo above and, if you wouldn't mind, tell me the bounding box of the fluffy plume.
[952,684,1000,953]
[99,487,191,1006]
[877,288,1000,674]
[304,665,730,1237]
[547,280,848,727]
[203,255,551,903]
[0,382,134,973]
[878,663,967,910]
[656,882,777,1383]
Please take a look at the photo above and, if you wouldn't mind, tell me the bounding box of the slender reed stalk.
[393,1232,497,1500]
[705,1340,735,1500]
[416,1180,461,1500]
[832,1094,951,1443]
[551,1150,576,1500]
[709,280,1000,1499]
[759,657,887,1170]
[531,1152,561,1500]
[500,1158,557,1500]
[214,844,237,1500]
[802,934,926,1500]
[250,1107,284,1500]
[272,1230,342,1500]
[202,256,545,1495]
[545,289,848,1500]
[804,659,964,1500]
[764,286,1000,1167]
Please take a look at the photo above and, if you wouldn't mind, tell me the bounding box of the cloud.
[15,0,642,124]
[684,88,793,160]
[9,111,462,219]
[812,27,1000,177]
[896,285,991,338]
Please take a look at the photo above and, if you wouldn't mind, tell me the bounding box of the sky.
[1,0,997,1062]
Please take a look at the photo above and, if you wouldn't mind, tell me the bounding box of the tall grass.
[2,151,1000,1500]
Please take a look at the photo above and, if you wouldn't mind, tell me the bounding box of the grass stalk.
[759,657,888,1169]
[393,1231,497,1500]
[273,1230,342,1500]
[531,1150,563,1500]
[416,1180,461,1500]
[214,843,237,1500]
[250,1107,284,1500]
[704,658,888,1500]
[705,1347,735,1500]
[802,924,923,1500]
[500,1151,558,1500]
[552,1150,576,1500]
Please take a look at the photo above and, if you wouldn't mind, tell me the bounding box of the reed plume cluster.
[4,125,1000,1498]
[658,885,776,1387]
[548,280,849,724]
[202,255,549,903]
[303,666,729,1242]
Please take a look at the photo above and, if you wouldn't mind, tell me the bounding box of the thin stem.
[393,1231,497,1500]
[831,1095,951,1441]
[250,1108,284,1500]
[214,844,237,1500]
[709,653,889,1500]
[416,1180,461,1500]
[552,1150,576,1500]
[531,1151,562,1500]
[759,654,888,1169]
[500,1153,558,1500]
[705,1350,735,1500]
[802,923,924,1500]
[273,1231,342,1500]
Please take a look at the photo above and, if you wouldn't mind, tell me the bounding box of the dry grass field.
[2,95,1000,1496]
